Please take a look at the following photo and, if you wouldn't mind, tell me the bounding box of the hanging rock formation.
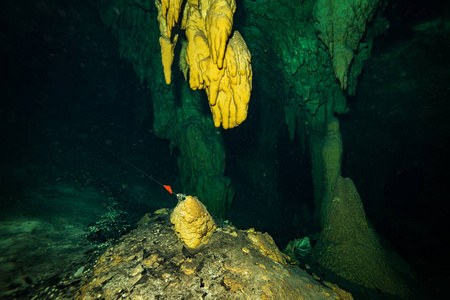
[240,0,386,223]
[314,0,379,90]
[155,0,253,129]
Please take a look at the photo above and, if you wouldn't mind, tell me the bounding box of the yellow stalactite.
[206,31,252,129]
[205,0,235,69]
[185,10,209,90]
[155,0,252,129]
[166,0,184,38]
[159,34,178,85]
[160,0,169,17]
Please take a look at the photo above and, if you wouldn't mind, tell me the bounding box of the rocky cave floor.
[0,123,421,300]
[0,101,327,299]
[0,155,346,299]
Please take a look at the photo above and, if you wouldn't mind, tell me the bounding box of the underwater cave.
[0,0,449,299]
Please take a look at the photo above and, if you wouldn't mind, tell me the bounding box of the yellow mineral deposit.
[155,0,252,129]
[170,195,216,248]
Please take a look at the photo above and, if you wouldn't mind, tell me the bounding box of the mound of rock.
[75,208,352,299]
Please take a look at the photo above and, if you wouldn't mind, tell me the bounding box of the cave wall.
[239,0,385,224]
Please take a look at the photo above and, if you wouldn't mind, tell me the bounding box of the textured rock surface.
[170,196,216,248]
[313,176,413,298]
[320,117,343,225]
[313,0,379,90]
[239,0,383,219]
[76,209,353,299]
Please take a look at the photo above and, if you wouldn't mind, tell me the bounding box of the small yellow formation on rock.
[170,195,216,248]
[246,229,287,265]
[155,0,252,129]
